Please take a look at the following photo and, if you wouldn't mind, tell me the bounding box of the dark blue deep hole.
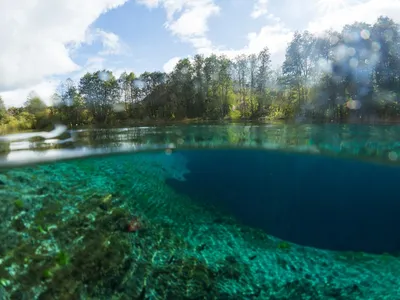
[166,149,400,254]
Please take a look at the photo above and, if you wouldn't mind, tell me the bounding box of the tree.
[23,92,50,129]
[0,96,6,120]
[372,17,400,94]
[168,58,195,118]
[233,54,249,117]
[79,70,120,123]
[255,47,272,114]
[118,72,136,115]
[24,91,47,115]
[217,55,233,118]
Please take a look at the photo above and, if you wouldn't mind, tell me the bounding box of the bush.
[228,109,241,120]
[0,112,36,133]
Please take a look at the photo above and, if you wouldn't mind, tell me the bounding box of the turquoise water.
[0,124,400,299]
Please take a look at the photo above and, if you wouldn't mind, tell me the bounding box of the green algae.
[2,199,135,298]
[37,225,47,234]
[33,202,62,228]
[277,241,292,250]
[13,199,24,210]
[55,251,70,266]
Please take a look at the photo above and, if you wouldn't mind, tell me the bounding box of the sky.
[1,0,400,107]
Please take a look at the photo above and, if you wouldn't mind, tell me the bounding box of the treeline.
[1,16,400,131]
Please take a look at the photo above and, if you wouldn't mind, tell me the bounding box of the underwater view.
[2,1,400,298]
[0,124,400,299]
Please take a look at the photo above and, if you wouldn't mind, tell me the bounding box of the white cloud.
[246,23,293,65]
[76,56,108,80]
[87,29,127,56]
[163,56,181,73]
[136,0,160,8]
[79,56,132,79]
[65,55,134,88]
[0,0,128,103]
[161,24,292,72]
[145,0,291,69]
[165,0,220,37]
[251,0,268,19]
[315,0,361,14]
[192,22,292,67]
[308,0,400,33]
[1,80,59,108]
[1,54,137,108]
[137,0,220,51]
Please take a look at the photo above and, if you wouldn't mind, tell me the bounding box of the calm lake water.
[0,123,400,299]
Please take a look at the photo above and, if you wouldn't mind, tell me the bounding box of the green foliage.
[14,199,24,210]
[79,70,120,123]
[37,225,47,234]
[0,111,36,133]
[228,109,241,120]
[25,93,47,115]
[42,269,53,279]
[0,96,6,120]
[268,105,291,120]
[277,241,292,250]
[55,251,70,266]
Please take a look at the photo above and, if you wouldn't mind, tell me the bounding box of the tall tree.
[118,72,137,117]
[0,96,6,121]
[79,70,120,123]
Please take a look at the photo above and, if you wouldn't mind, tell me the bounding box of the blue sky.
[1,0,399,106]
[74,0,269,75]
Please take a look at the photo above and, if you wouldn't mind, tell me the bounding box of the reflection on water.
[0,124,68,142]
[1,123,400,167]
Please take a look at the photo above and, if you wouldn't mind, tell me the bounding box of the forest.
[0,16,399,131]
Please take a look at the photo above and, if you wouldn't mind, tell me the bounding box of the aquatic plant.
[13,199,24,210]
[277,241,291,250]
[55,251,70,266]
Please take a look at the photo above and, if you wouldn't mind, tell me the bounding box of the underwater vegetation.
[0,151,399,299]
